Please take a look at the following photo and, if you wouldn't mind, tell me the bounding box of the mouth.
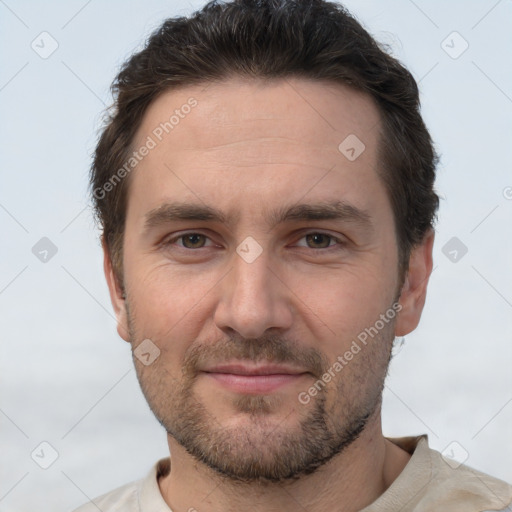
[200,362,311,394]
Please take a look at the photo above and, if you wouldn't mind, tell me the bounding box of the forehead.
[127,77,387,224]
[134,76,380,153]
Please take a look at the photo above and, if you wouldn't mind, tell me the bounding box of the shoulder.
[70,458,170,512]
[425,442,512,511]
[381,435,512,512]
[71,479,140,512]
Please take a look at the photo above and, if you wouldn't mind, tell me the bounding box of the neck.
[158,411,411,512]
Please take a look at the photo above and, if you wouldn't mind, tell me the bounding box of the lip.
[201,363,310,394]
[202,363,307,376]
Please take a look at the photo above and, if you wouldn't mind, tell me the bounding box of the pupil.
[308,234,329,248]
[185,234,203,248]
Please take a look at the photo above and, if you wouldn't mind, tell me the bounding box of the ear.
[395,228,435,336]
[102,236,130,342]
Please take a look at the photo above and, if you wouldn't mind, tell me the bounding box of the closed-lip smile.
[201,362,310,394]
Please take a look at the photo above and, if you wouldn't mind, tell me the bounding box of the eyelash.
[164,231,346,253]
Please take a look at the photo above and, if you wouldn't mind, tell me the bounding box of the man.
[75,0,512,510]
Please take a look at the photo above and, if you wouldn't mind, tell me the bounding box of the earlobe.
[102,237,131,342]
[395,229,435,337]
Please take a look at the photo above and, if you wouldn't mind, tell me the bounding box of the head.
[93,0,439,483]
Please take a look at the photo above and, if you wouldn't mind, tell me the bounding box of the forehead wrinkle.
[188,135,327,152]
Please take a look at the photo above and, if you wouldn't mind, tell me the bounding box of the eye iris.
[182,234,205,248]
[306,233,331,248]
[179,234,333,249]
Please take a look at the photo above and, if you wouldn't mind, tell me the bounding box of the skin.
[103,77,434,512]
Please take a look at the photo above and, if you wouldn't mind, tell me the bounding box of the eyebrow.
[142,200,373,235]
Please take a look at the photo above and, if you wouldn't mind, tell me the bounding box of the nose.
[213,243,293,339]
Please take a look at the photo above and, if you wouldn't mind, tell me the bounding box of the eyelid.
[164,230,217,248]
[164,230,346,250]
[293,231,345,249]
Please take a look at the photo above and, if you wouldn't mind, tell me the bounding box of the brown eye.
[180,233,207,249]
[305,233,333,249]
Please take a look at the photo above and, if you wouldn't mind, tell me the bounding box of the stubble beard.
[126,300,394,485]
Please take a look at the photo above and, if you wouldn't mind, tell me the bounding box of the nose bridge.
[232,238,271,299]
[213,236,292,338]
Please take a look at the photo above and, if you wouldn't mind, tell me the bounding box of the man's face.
[107,78,415,482]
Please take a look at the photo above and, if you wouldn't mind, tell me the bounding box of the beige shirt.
[72,434,512,512]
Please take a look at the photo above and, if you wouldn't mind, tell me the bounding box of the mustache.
[181,334,328,379]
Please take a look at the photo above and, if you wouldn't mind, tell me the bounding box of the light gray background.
[1,1,511,511]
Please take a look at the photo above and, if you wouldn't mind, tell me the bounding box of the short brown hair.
[90,0,439,290]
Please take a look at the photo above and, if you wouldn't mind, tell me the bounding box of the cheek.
[291,266,395,352]
[126,260,216,343]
